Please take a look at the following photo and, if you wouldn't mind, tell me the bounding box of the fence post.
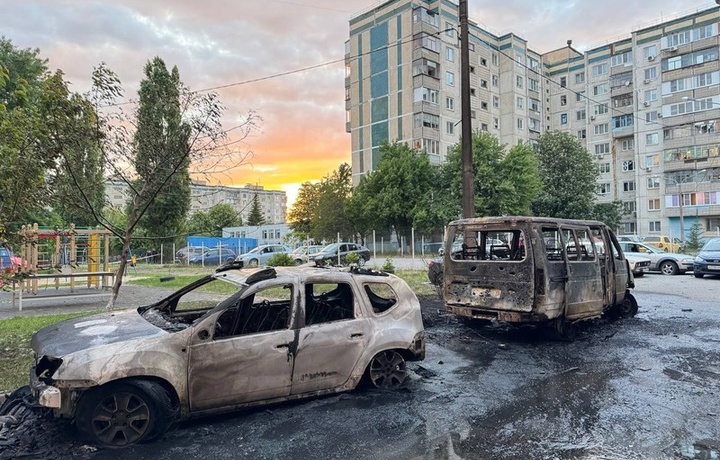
[372,230,376,261]
[411,228,415,260]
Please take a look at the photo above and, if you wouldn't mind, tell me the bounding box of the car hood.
[699,249,720,259]
[31,309,168,358]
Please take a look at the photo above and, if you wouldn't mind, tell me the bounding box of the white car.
[28,266,425,447]
[625,253,652,277]
[235,244,291,267]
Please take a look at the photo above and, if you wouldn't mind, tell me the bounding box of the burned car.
[29,266,425,447]
[441,216,637,340]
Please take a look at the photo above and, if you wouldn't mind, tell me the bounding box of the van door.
[560,226,604,320]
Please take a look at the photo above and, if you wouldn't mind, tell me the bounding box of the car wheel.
[633,271,644,278]
[76,380,174,447]
[694,272,705,279]
[660,260,679,275]
[358,256,366,267]
[368,350,407,389]
[248,258,259,268]
[295,259,303,265]
[617,293,638,318]
[553,317,577,342]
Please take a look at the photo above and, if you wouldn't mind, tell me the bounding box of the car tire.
[367,350,407,390]
[659,260,679,275]
[553,317,577,342]
[634,272,644,278]
[248,259,259,268]
[358,256,366,267]
[694,272,705,279]
[76,380,175,447]
[295,259,303,265]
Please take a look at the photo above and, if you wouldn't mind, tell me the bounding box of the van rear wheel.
[617,293,638,318]
[553,317,577,341]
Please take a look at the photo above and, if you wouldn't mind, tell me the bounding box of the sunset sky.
[1,0,716,206]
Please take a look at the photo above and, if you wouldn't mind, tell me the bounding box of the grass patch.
[395,270,436,297]
[0,311,99,393]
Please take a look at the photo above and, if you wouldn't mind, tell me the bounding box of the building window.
[646,111,659,123]
[576,92,584,102]
[643,45,657,60]
[611,51,633,67]
[644,67,657,80]
[493,118,499,129]
[470,66,476,74]
[595,143,610,155]
[621,138,635,151]
[422,138,440,154]
[446,71,455,86]
[480,57,487,66]
[470,88,476,97]
[644,89,657,102]
[529,98,540,111]
[414,113,440,129]
[492,75,499,86]
[622,160,635,172]
[516,96,524,109]
[575,72,585,84]
[480,101,488,110]
[646,153,660,169]
[493,96,499,108]
[470,110,476,119]
[649,221,661,232]
[594,123,609,135]
[577,129,587,139]
[623,201,636,213]
[446,96,455,111]
[560,76,567,87]
[592,63,608,76]
[612,114,634,129]
[516,76,523,88]
[517,118,524,131]
[446,47,455,62]
[646,133,659,145]
[648,199,661,211]
[576,109,586,121]
[492,53,498,65]
[598,183,611,195]
[560,113,568,125]
[480,79,487,88]
[593,83,609,96]
[595,104,609,115]
[560,95,567,106]
[413,87,439,103]
[445,21,455,38]
[647,176,660,189]
[599,163,611,174]
[529,78,539,91]
[446,121,454,134]
[481,123,488,131]
[419,33,439,52]
[623,181,636,192]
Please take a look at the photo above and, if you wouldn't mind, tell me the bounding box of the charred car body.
[441,216,637,339]
[29,266,425,447]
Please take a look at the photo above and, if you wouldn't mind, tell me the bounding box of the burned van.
[442,216,637,339]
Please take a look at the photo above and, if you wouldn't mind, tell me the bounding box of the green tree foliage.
[684,221,704,252]
[134,57,191,248]
[591,200,625,232]
[42,71,105,227]
[266,253,295,267]
[288,164,355,242]
[532,130,598,219]
[247,194,266,226]
[437,132,542,219]
[188,203,241,236]
[287,182,320,236]
[349,142,437,246]
[0,38,53,237]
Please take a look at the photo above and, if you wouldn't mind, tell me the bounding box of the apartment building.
[105,181,287,224]
[346,1,720,239]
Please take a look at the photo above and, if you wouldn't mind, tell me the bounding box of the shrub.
[382,257,395,272]
[266,253,296,267]
[345,252,360,265]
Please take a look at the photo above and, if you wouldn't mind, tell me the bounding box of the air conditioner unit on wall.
[643,79,651,84]
[668,46,678,52]
[590,115,596,120]
[643,101,651,107]
[647,55,656,61]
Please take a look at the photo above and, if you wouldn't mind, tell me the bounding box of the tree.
[313,163,353,241]
[350,142,437,247]
[288,181,320,236]
[0,38,54,238]
[532,130,598,219]
[76,61,258,309]
[134,58,191,249]
[439,132,542,220]
[684,221,704,252]
[247,194,265,226]
[591,200,625,232]
[188,203,241,236]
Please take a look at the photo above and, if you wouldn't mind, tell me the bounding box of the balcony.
[412,19,440,37]
[412,73,440,91]
[412,100,440,116]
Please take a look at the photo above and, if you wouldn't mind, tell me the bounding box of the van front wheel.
[553,317,577,341]
[617,293,638,318]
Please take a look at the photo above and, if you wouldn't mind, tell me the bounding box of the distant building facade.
[105,181,287,224]
[347,1,720,238]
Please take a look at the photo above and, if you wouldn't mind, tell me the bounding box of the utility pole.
[459,0,473,219]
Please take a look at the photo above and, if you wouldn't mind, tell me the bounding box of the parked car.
[624,253,652,277]
[313,243,371,267]
[27,266,425,447]
[619,241,695,275]
[176,246,204,262]
[188,248,236,265]
[617,235,643,243]
[289,245,324,264]
[642,235,683,253]
[0,246,17,274]
[235,244,292,268]
[693,237,720,278]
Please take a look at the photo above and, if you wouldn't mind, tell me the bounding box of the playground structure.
[13,224,116,308]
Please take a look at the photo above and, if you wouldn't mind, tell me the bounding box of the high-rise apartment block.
[346,1,720,238]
